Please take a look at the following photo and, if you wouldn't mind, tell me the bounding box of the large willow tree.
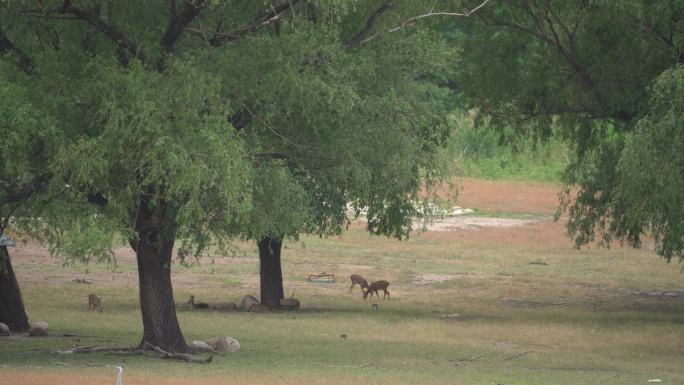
[0,0,469,350]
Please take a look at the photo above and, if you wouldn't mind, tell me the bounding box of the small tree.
[217,2,456,306]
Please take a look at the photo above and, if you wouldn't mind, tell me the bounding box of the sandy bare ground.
[425,216,543,231]
[453,178,561,214]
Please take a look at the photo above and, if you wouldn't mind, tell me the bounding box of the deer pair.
[349,274,390,300]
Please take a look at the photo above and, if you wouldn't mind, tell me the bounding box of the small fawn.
[349,274,369,293]
[88,293,103,312]
[187,295,210,309]
[363,280,390,300]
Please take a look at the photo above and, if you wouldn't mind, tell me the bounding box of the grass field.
[1,179,683,385]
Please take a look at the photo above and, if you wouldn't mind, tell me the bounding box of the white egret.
[115,365,124,385]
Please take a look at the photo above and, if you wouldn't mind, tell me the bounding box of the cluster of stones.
[0,321,49,336]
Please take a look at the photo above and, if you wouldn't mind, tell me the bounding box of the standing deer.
[363,280,390,300]
[349,274,369,293]
[88,293,103,312]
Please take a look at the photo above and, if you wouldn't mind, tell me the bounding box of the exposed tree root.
[142,342,214,363]
[26,343,214,364]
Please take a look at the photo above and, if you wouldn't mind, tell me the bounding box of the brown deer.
[349,274,369,293]
[363,280,390,300]
[87,293,103,312]
[187,295,210,309]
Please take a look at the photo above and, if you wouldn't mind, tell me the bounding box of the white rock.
[191,340,214,352]
[240,295,259,311]
[450,207,473,215]
[0,322,10,335]
[205,336,240,353]
[29,321,49,336]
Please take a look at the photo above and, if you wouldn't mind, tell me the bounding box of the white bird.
[115,365,124,385]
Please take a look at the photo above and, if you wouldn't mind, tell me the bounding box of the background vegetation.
[445,112,568,182]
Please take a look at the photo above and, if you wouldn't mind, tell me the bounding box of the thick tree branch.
[209,0,300,46]
[228,109,251,132]
[58,1,148,66]
[0,27,33,73]
[3,177,47,206]
[353,0,490,47]
[169,0,177,19]
[86,192,108,207]
[479,5,594,90]
[344,1,393,49]
[1,176,47,234]
[161,0,207,53]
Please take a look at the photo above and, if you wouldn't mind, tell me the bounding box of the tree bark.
[258,236,284,308]
[132,195,187,353]
[0,246,30,332]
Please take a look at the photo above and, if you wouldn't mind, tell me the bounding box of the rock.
[29,321,49,336]
[240,295,259,311]
[280,297,300,310]
[0,322,9,336]
[191,340,214,352]
[205,336,240,353]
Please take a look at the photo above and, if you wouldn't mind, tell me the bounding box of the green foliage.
[446,113,568,182]
[455,0,684,260]
[210,17,455,240]
[1,0,457,261]
[0,61,60,236]
[618,67,684,261]
[567,67,684,261]
[240,165,313,241]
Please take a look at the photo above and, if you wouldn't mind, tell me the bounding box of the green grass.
[456,148,567,182]
[445,113,569,182]
[1,217,683,384]
[462,208,548,220]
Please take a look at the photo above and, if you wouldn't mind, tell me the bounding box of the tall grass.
[444,112,569,182]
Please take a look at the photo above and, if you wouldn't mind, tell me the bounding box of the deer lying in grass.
[363,280,390,300]
[349,274,369,293]
[87,293,103,312]
[187,295,210,309]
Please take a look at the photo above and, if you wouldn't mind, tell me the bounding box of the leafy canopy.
[455,0,684,261]
[1,0,459,262]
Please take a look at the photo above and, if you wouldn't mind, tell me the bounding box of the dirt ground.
[8,178,574,285]
[454,178,561,214]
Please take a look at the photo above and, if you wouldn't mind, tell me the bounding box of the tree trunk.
[0,246,30,332]
[132,195,187,353]
[258,236,284,308]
